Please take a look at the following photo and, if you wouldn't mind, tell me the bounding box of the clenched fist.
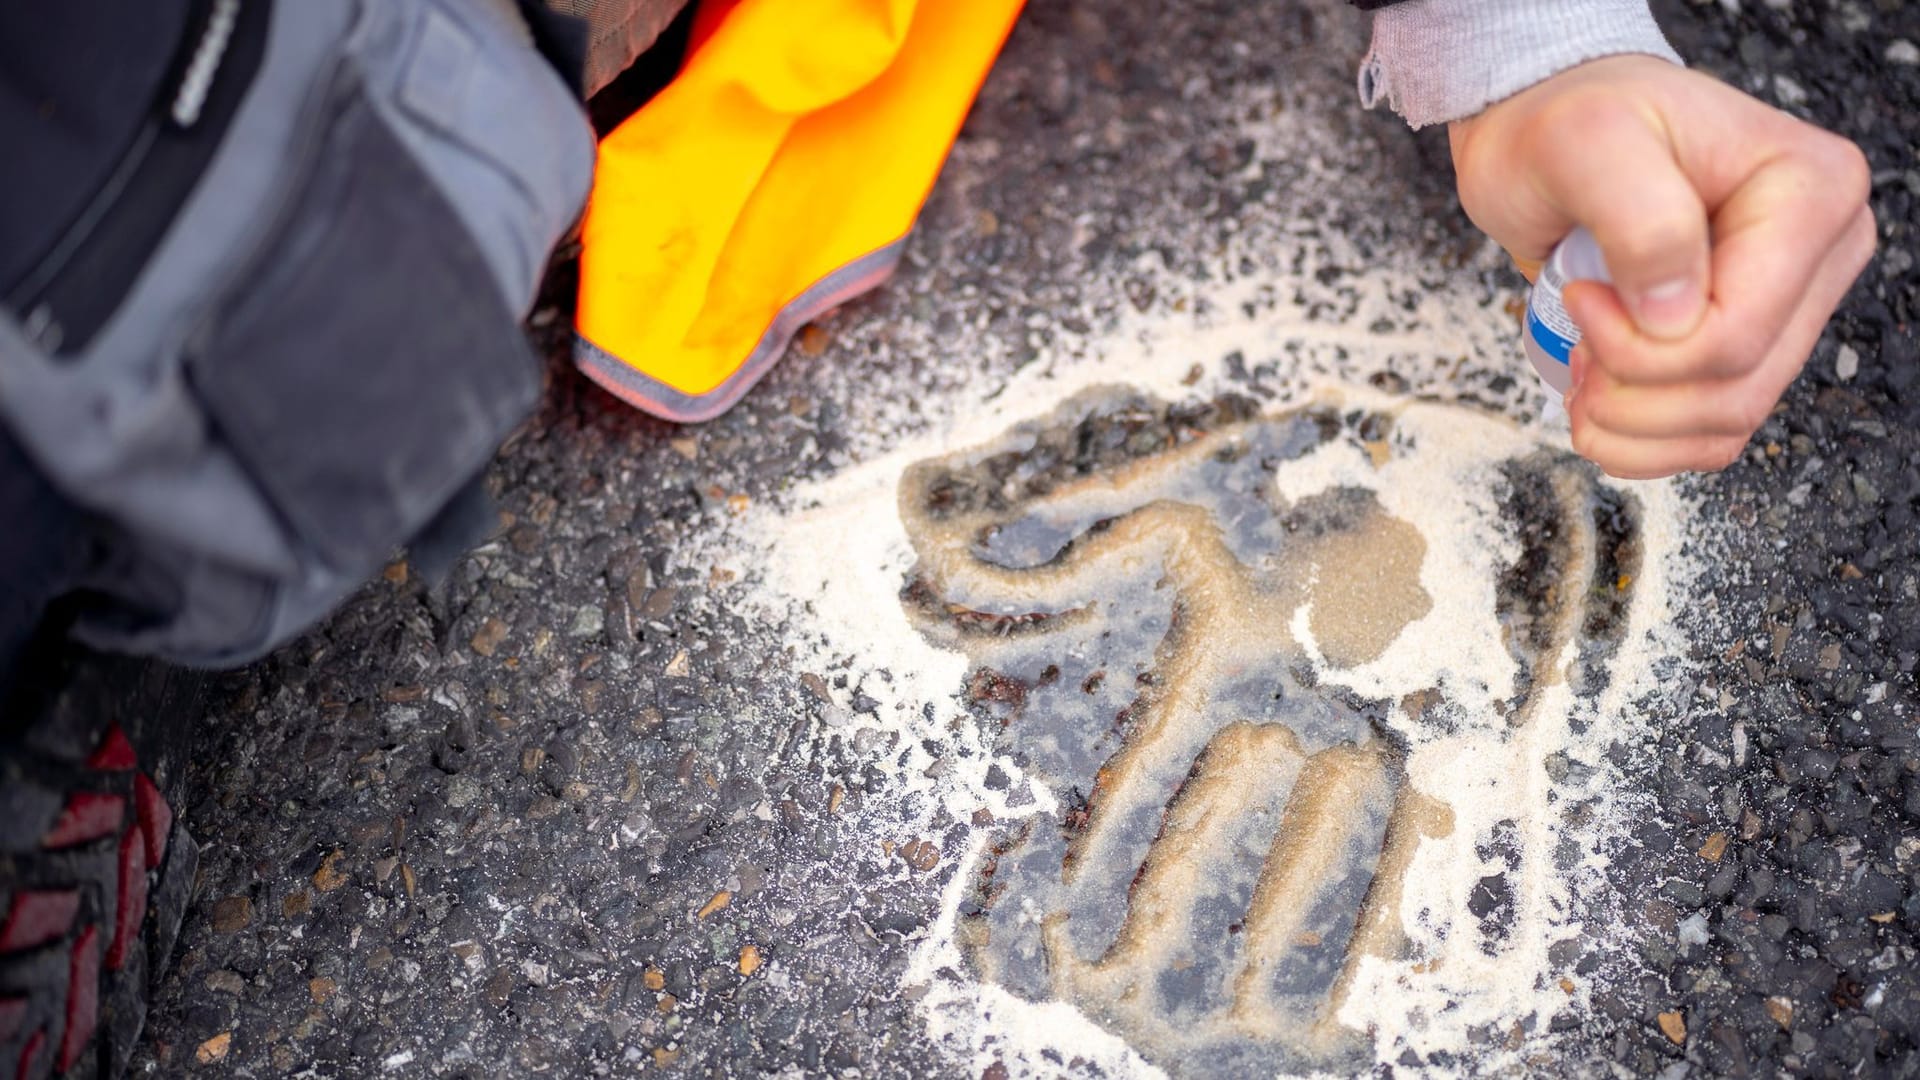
[1449,55,1877,480]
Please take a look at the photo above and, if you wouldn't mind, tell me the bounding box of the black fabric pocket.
[191,78,538,573]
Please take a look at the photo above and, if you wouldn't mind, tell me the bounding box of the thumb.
[1536,100,1711,341]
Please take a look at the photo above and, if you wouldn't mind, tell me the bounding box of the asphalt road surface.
[135,0,1918,1075]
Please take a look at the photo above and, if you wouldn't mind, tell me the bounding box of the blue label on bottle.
[1527,307,1576,366]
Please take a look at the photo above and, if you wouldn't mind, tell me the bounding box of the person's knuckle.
[1715,327,1772,378]
[1793,130,1870,210]
[1823,135,1872,207]
[1576,391,1616,435]
[1592,350,1649,390]
[1569,413,1603,460]
[1615,211,1702,272]
[1730,391,1774,435]
[1706,437,1747,472]
[1585,381,1643,435]
[1845,206,1880,266]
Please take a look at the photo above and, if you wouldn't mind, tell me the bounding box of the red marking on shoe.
[134,773,171,867]
[0,997,25,1043]
[86,724,138,771]
[0,890,80,952]
[57,925,99,1073]
[16,1027,45,1080]
[107,825,149,972]
[40,792,125,849]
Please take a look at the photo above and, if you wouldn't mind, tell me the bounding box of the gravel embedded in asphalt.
[132,0,1917,1075]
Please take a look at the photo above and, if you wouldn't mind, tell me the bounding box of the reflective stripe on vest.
[574,0,1025,422]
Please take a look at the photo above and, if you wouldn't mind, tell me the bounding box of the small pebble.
[797,324,832,357]
[210,896,253,933]
[697,890,732,919]
[312,850,349,892]
[470,617,509,657]
[1835,344,1859,381]
[1887,40,1920,65]
[1657,1010,1687,1045]
[568,605,605,639]
[195,1033,232,1064]
[1698,832,1729,863]
[900,839,941,872]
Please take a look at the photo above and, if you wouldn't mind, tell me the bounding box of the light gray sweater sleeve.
[1357,0,1683,129]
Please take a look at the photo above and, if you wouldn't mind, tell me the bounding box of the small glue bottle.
[1522,227,1611,397]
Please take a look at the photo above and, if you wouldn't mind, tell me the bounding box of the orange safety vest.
[574,0,1025,421]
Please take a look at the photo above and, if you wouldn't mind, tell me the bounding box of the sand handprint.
[899,387,1641,1074]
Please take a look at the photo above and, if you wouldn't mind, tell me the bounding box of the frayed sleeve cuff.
[1357,0,1682,129]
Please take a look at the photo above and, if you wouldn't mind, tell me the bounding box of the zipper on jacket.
[5,0,271,356]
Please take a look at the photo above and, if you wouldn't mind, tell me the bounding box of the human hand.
[1448,55,1876,479]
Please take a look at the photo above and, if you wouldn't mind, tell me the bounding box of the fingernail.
[1632,277,1705,340]
[1567,346,1588,399]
